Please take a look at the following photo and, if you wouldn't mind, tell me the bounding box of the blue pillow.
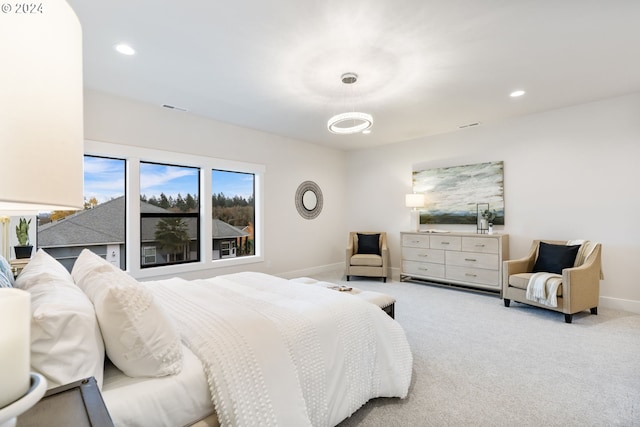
[0,255,14,287]
[532,242,581,275]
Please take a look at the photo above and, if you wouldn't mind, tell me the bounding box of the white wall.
[83,89,640,312]
[346,92,640,313]
[83,89,347,280]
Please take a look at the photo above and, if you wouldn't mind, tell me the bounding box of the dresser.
[400,232,509,293]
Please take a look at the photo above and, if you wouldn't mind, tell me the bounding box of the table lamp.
[405,193,425,232]
[0,0,84,425]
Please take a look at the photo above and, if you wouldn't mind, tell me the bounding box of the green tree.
[159,193,170,209]
[185,193,197,212]
[154,217,190,263]
[175,193,187,212]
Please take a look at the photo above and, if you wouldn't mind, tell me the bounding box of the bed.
[9,249,413,427]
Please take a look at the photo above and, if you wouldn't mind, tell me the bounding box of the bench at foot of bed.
[290,277,396,318]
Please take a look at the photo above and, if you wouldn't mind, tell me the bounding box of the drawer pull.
[419,267,429,271]
[440,242,450,245]
[465,258,477,262]
[412,240,421,244]
[465,273,477,277]
[418,254,428,257]
[475,244,485,247]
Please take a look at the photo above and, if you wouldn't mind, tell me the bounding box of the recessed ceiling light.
[510,90,526,97]
[115,44,135,56]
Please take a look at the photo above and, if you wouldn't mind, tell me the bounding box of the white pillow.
[14,249,105,389]
[14,248,73,290]
[72,249,183,378]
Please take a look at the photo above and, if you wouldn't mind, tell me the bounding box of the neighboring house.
[140,206,198,267]
[38,196,249,270]
[38,196,127,271]
[212,219,249,259]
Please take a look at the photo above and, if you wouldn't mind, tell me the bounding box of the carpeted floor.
[312,274,640,426]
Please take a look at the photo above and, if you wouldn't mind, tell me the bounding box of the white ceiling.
[67,0,640,151]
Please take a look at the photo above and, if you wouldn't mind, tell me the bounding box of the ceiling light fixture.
[510,90,526,97]
[327,73,373,135]
[115,43,135,56]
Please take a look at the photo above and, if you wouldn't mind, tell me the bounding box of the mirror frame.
[295,181,323,220]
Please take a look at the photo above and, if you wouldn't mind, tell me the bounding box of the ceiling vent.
[459,122,480,129]
[162,104,188,112]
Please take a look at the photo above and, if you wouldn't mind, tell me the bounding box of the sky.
[83,156,254,203]
[212,169,254,200]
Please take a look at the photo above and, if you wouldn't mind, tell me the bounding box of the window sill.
[131,255,264,280]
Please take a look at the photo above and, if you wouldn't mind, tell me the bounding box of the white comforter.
[148,272,412,427]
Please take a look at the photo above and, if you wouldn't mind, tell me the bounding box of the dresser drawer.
[446,265,500,287]
[430,235,461,251]
[402,247,445,264]
[402,260,445,279]
[462,236,499,254]
[402,234,430,248]
[446,251,499,270]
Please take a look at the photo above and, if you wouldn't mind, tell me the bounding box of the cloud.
[140,163,198,196]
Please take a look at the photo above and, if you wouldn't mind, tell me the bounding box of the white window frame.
[85,140,265,280]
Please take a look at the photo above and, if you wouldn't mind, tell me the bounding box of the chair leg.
[590,307,598,315]
[346,276,350,281]
[503,299,510,307]
[382,277,386,283]
[564,314,573,324]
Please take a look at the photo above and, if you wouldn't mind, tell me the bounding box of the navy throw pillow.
[357,233,380,255]
[532,242,581,274]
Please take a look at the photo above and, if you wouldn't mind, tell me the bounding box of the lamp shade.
[0,0,84,212]
[405,193,425,208]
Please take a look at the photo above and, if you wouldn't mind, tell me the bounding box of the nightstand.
[17,377,114,427]
[9,259,29,278]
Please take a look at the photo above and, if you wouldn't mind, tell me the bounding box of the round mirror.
[295,181,323,220]
[302,190,317,211]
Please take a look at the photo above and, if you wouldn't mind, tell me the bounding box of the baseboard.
[278,262,344,280]
[600,296,640,314]
[281,265,403,282]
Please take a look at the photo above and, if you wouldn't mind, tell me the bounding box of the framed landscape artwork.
[412,161,504,225]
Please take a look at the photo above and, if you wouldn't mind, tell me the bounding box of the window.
[71,140,265,276]
[37,155,126,271]
[212,170,255,260]
[220,241,234,258]
[142,246,157,265]
[140,162,200,268]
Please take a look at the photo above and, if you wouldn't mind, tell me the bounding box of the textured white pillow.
[14,249,105,389]
[72,249,183,378]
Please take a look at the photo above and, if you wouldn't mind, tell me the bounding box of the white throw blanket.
[147,272,412,427]
[526,272,563,307]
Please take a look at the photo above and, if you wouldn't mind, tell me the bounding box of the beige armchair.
[346,232,389,282]
[502,239,602,323]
